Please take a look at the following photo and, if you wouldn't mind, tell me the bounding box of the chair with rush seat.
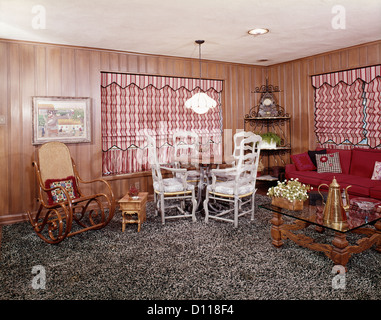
[147,135,197,224]
[173,130,201,183]
[204,134,262,227]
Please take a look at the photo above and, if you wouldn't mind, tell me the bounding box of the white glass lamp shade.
[184,92,217,114]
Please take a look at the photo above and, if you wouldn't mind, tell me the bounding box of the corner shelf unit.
[244,80,291,181]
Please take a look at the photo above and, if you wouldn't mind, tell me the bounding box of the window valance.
[312,65,381,88]
[101,72,223,92]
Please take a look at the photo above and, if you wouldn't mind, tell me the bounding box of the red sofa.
[285,148,381,200]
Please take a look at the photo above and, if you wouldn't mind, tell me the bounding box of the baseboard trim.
[0,194,155,226]
[0,212,30,226]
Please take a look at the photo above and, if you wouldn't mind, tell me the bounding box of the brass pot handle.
[318,184,329,205]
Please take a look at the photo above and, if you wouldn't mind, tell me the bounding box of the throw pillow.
[291,152,316,171]
[45,176,79,205]
[316,152,342,173]
[308,149,327,168]
[371,161,381,180]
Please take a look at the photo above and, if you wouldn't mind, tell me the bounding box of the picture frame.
[32,96,91,144]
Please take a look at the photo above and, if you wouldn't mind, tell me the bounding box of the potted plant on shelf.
[259,132,281,149]
[267,178,312,210]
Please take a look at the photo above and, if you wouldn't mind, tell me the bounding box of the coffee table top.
[260,197,381,233]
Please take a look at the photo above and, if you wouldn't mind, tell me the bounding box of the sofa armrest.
[285,163,297,172]
[285,163,297,180]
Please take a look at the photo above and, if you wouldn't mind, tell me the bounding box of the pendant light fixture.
[184,40,217,114]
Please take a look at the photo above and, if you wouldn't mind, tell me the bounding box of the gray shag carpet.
[0,194,380,301]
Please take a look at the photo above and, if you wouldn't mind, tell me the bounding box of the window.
[312,65,381,149]
[101,73,223,175]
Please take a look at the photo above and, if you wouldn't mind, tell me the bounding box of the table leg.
[374,220,381,253]
[122,212,126,232]
[196,166,205,209]
[0,225,2,258]
[196,164,210,214]
[331,232,350,270]
[271,212,284,247]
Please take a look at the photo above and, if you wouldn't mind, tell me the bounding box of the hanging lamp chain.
[195,40,205,86]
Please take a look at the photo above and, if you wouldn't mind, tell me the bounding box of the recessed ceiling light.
[248,28,269,35]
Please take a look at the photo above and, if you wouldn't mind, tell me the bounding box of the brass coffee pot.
[318,177,351,230]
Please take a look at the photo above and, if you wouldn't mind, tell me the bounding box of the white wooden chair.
[232,131,256,166]
[147,135,197,224]
[218,131,257,181]
[203,134,262,227]
[173,130,200,183]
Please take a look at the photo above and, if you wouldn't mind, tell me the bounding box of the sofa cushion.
[350,148,381,178]
[326,148,352,174]
[316,153,342,173]
[370,186,381,200]
[308,149,326,168]
[286,170,333,187]
[337,174,381,198]
[153,178,195,193]
[291,152,316,171]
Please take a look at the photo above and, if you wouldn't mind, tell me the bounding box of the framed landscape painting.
[32,96,91,144]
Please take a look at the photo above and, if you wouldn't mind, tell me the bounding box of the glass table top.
[259,197,381,233]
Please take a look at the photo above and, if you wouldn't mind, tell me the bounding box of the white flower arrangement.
[267,178,312,202]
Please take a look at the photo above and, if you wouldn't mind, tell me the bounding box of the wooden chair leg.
[191,190,197,222]
[204,191,210,224]
[160,194,165,225]
[153,192,158,215]
[234,197,239,228]
[27,206,72,244]
[251,192,255,221]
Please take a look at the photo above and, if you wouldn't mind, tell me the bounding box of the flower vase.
[129,186,139,199]
[271,196,303,211]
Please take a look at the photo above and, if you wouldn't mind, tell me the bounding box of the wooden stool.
[118,192,148,232]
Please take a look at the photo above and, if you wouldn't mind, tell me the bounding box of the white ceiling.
[1,0,381,66]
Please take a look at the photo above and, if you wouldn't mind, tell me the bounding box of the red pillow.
[45,176,79,205]
[291,152,316,171]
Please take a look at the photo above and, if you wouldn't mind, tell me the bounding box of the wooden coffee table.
[260,198,381,270]
[118,192,148,232]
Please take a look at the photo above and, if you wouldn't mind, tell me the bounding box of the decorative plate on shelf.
[258,92,278,117]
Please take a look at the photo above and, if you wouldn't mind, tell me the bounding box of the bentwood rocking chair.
[27,142,115,244]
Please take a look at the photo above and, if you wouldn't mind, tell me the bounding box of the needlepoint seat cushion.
[45,176,80,205]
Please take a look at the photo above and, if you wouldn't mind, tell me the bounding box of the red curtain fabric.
[312,65,381,149]
[314,79,365,146]
[364,76,381,148]
[101,73,223,175]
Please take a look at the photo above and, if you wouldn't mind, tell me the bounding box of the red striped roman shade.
[312,65,381,149]
[101,73,223,175]
[364,76,381,148]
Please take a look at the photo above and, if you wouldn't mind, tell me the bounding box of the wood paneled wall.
[1,38,380,223]
[266,41,381,155]
[0,39,265,223]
